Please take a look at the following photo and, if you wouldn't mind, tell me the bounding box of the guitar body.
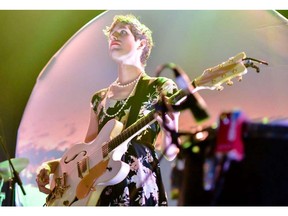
[46,119,130,206]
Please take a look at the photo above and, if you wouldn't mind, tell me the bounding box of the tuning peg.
[218,63,224,69]
[226,80,233,86]
[238,75,243,82]
[228,57,234,64]
[216,85,224,91]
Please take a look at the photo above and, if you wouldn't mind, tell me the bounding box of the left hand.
[155,111,180,161]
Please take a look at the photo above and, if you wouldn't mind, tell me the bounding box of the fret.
[105,110,156,154]
[102,143,108,158]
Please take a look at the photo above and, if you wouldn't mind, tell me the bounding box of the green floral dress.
[91,74,178,206]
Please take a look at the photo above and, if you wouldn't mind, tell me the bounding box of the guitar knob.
[228,57,234,63]
[226,80,233,86]
[63,200,70,206]
[106,166,112,171]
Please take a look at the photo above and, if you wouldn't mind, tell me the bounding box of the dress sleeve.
[91,88,107,113]
[157,77,179,98]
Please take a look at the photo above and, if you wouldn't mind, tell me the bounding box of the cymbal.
[0,158,29,182]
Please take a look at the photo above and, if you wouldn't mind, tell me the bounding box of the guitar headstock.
[193,52,247,91]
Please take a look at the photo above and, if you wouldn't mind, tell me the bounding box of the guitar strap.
[125,75,166,129]
[125,75,149,129]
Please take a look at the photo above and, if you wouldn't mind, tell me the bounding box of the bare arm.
[84,107,99,143]
[156,110,180,161]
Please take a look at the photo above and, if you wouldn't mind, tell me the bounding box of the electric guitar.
[45,52,259,206]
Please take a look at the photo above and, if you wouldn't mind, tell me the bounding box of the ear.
[138,39,146,50]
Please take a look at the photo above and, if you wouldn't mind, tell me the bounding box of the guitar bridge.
[46,172,70,205]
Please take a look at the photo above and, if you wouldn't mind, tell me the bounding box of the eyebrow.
[111,24,130,32]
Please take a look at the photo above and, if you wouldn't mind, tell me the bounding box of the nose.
[110,31,119,40]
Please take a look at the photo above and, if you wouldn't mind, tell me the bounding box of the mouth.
[110,41,120,47]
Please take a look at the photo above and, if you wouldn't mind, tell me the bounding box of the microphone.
[156,63,209,123]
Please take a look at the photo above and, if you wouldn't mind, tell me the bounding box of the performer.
[36,14,181,206]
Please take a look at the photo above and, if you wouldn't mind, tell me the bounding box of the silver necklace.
[103,73,142,118]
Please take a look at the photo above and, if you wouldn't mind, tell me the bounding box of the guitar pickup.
[77,156,89,179]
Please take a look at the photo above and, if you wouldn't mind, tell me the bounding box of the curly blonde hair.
[103,14,154,67]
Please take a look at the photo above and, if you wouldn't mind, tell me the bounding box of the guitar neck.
[169,80,197,104]
[103,111,156,157]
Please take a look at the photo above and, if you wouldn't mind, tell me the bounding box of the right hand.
[36,163,52,194]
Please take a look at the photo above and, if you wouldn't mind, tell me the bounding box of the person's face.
[108,23,143,65]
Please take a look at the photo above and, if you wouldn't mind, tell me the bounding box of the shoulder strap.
[125,76,149,128]
[125,75,167,128]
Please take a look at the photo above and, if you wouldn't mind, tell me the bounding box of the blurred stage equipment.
[175,110,288,206]
[0,176,5,206]
[1,119,29,206]
[0,158,29,206]
[0,158,29,182]
[0,157,29,206]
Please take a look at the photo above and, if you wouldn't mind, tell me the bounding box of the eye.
[120,29,128,35]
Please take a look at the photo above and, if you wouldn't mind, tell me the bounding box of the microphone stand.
[0,128,26,206]
[154,94,194,150]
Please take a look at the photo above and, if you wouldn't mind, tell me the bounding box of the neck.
[117,64,144,84]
